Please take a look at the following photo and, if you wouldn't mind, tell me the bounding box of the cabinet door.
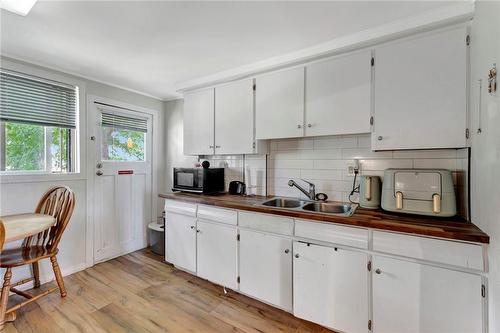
[239,230,292,311]
[183,88,215,155]
[372,256,483,333]
[293,242,368,333]
[372,25,468,150]
[196,220,238,289]
[305,50,371,137]
[255,67,304,139]
[166,212,197,273]
[215,79,255,154]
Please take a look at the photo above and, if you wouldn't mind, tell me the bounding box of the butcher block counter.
[159,192,489,244]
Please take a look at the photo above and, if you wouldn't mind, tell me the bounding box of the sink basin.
[261,198,308,208]
[301,202,355,216]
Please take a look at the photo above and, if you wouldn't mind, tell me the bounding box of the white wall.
[0,56,164,286]
[470,2,500,332]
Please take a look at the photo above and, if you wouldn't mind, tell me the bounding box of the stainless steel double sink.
[259,197,357,217]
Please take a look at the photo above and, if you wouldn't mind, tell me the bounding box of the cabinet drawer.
[372,231,484,270]
[164,200,197,217]
[295,220,368,249]
[239,211,294,236]
[197,205,237,225]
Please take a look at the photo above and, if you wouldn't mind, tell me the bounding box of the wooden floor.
[4,249,335,333]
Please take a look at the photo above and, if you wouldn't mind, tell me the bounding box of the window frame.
[0,58,86,184]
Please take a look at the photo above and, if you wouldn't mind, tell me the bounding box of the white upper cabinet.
[305,50,371,137]
[183,88,215,155]
[293,242,369,333]
[372,25,468,150]
[215,79,255,154]
[372,255,483,333]
[255,67,305,139]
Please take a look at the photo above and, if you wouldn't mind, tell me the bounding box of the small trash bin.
[148,219,165,256]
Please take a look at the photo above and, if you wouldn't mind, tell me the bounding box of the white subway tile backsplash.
[313,159,352,170]
[313,135,358,149]
[271,159,314,169]
[392,149,458,159]
[275,138,314,150]
[300,169,343,180]
[342,148,393,160]
[413,159,459,170]
[356,134,371,148]
[361,159,413,171]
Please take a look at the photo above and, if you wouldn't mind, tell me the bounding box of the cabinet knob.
[215,145,221,148]
[190,226,195,229]
[377,136,383,141]
[284,249,290,254]
[297,124,302,129]
[196,229,200,233]
[375,268,382,274]
[307,123,312,128]
[294,253,300,258]
[209,145,214,148]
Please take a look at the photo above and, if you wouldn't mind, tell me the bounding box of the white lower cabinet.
[372,255,483,333]
[166,211,197,273]
[196,220,238,290]
[239,230,293,311]
[293,241,369,333]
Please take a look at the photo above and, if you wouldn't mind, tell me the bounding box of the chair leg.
[50,256,66,297]
[0,268,12,331]
[32,262,41,288]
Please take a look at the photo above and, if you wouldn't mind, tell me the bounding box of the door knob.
[96,162,103,169]
[96,170,103,176]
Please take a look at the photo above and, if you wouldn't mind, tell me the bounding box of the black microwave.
[172,168,225,194]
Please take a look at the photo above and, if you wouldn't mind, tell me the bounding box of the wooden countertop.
[159,192,489,244]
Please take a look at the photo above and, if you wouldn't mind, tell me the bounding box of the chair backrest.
[0,220,5,252]
[23,186,75,252]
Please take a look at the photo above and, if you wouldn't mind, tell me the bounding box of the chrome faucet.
[288,179,316,200]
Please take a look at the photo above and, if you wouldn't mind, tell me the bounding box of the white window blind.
[101,112,147,133]
[0,69,77,128]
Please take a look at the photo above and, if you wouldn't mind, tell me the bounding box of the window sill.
[0,172,86,184]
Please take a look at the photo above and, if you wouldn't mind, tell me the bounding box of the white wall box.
[372,231,484,270]
[372,25,469,150]
[165,211,197,273]
[183,88,215,155]
[305,50,372,137]
[238,211,294,236]
[293,241,369,333]
[239,230,293,311]
[372,255,483,333]
[295,219,369,249]
[196,220,238,290]
[255,67,305,139]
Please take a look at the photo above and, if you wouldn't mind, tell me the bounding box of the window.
[100,112,147,162]
[0,69,78,173]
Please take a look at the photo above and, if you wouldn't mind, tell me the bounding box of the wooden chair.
[0,186,75,329]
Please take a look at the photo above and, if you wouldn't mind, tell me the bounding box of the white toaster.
[381,169,457,217]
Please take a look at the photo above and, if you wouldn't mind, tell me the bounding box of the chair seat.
[0,246,57,267]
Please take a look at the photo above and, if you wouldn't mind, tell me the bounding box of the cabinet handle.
[284,249,290,254]
[297,124,302,129]
[375,269,382,274]
[307,123,312,128]
[215,145,221,148]
[294,253,300,258]
[377,136,383,141]
[209,145,214,148]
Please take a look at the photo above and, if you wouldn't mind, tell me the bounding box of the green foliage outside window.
[102,127,145,161]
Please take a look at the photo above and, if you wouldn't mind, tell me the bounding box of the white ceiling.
[1,1,456,100]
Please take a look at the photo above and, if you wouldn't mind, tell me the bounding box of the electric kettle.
[359,176,381,209]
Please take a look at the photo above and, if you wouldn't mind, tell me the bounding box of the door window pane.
[101,126,145,161]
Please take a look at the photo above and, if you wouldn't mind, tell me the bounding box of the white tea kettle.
[359,176,381,209]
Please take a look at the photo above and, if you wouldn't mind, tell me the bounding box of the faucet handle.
[300,179,315,187]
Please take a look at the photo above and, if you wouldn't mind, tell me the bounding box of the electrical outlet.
[347,165,356,176]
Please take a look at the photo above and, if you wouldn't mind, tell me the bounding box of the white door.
[255,67,305,139]
[183,88,215,155]
[93,105,152,263]
[372,25,468,150]
[239,230,293,311]
[305,50,371,137]
[166,211,197,273]
[215,79,255,154]
[372,256,483,333]
[293,242,369,333]
[196,220,238,289]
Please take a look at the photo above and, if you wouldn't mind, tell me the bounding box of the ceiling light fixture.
[0,0,37,16]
